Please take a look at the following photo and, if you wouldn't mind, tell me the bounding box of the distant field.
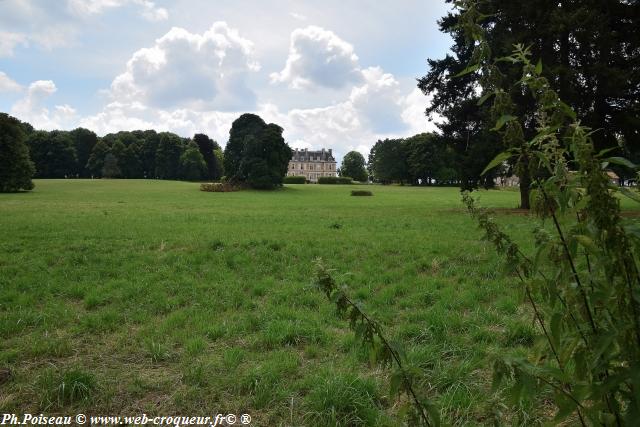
[1,180,637,425]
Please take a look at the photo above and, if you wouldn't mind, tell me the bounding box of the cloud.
[0,31,28,57]
[0,0,168,56]
[12,80,57,114]
[401,88,439,135]
[289,12,307,21]
[266,25,438,158]
[29,25,79,51]
[138,1,168,21]
[270,26,361,89]
[109,22,260,111]
[8,21,436,167]
[0,71,23,92]
[349,66,406,133]
[67,0,168,21]
[79,101,155,135]
[10,80,77,129]
[79,101,239,143]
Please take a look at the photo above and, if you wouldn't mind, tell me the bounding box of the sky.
[0,0,453,160]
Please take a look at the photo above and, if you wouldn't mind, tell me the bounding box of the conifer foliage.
[224,114,292,189]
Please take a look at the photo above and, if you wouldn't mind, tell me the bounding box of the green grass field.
[1,180,635,425]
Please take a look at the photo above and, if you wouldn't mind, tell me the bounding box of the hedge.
[318,176,353,184]
[283,175,306,184]
[200,182,239,192]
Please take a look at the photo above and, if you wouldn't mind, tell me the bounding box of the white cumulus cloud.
[67,0,168,21]
[12,22,437,166]
[270,26,361,89]
[109,22,260,111]
[10,80,77,130]
[0,31,28,57]
[0,71,23,92]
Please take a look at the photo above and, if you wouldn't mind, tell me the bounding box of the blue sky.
[0,0,453,158]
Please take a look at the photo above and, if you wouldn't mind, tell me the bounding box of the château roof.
[291,148,335,162]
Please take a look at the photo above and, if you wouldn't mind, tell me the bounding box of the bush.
[318,176,352,184]
[283,175,306,184]
[351,190,373,196]
[200,182,238,192]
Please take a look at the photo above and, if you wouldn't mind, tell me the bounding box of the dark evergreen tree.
[193,133,222,180]
[419,0,640,205]
[0,113,35,192]
[339,151,368,182]
[224,114,267,181]
[241,123,292,189]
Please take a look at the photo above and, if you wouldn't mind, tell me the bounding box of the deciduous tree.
[155,132,184,180]
[69,128,97,178]
[0,113,35,192]
[179,142,207,181]
[368,139,409,184]
[26,131,77,178]
[340,151,368,182]
[101,153,121,178]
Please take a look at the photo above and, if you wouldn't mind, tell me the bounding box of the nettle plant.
[458,0,640,424]
[312,260,439,426]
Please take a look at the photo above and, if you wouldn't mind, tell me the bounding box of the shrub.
[459,11,640,422]
[200,182,238,192]
[351,190,373,196]
[283,175,306,184]
[318,176,352,184]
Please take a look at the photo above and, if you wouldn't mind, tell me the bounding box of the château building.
[287,148,337,182]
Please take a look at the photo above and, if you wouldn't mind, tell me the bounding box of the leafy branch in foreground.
[457,0,640,424]
[312,259,439,427]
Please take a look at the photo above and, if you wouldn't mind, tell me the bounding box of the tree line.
[339,133,463,186]
[24,125,224,182]
[0,112,293,192]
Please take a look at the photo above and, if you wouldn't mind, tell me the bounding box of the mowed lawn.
[1,180,636,425]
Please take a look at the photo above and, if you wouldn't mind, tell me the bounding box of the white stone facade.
[288,148,337,182]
